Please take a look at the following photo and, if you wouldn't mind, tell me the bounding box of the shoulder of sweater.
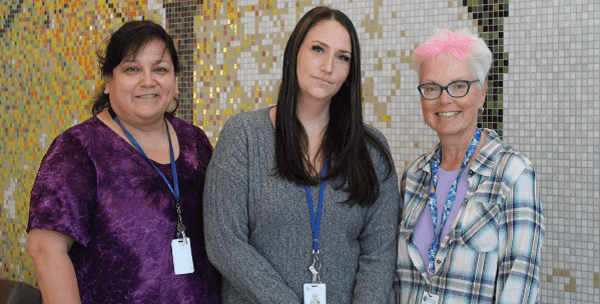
[362,124,397,179]
[363,123,392,158]
[363,123,388,144]
[212,109,271,154]
[221,108,269,133]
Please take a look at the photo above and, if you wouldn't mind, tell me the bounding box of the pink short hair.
[413,28,492,87]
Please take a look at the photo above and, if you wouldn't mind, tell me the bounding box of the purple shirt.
[27,116,220,304]
[414,164,471,269]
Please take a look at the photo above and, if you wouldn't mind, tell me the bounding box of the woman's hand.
[27,228,82,304]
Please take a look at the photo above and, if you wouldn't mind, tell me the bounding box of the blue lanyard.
[426,128,481,275]
[305,163,326,253]
[114,116,180,203]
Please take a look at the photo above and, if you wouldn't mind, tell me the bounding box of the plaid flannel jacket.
[393,129,545,304]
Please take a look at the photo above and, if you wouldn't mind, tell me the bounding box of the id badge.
[171,238,194,275]
[421,291,439,304]
[303,283,326,304]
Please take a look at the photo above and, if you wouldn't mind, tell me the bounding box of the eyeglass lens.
[420,81,471,99]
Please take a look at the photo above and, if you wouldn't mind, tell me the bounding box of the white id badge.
[421,291,439,304]
[303,283,326,304]
[171,238,194,275]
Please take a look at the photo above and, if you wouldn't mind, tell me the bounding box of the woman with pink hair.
[393,28,544,304]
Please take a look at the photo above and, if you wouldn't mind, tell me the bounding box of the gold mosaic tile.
[1,4,599,304]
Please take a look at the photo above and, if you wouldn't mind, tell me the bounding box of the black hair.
[91,20,180,116]
[275,6,393,207]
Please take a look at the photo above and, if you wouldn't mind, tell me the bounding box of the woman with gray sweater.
[203,6,399,303]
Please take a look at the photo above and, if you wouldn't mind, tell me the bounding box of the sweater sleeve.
[203,114,302,304]
[352,130,400,303]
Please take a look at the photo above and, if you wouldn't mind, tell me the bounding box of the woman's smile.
[436,111,461,117]
[135,94,159,98]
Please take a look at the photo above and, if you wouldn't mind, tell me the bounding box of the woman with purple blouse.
[26,21,220,304]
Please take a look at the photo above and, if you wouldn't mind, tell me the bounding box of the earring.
[166,99,177,112]
[478,106,484,114]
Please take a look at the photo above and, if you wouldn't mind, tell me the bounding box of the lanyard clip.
[309,253,322,283]
[177,223,188,244]
[175,200,187,244]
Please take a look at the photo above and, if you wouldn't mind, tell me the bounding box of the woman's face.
[105,39,178,124]
[419,55,486,139]
[296,20,351,105]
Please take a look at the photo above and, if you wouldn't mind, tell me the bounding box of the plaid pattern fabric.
[393,129,545,304]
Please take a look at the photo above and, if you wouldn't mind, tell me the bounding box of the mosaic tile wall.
[502,1,600,303]
[1,0,598,302]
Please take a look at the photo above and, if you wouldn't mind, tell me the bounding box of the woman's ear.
[104,77,112,94]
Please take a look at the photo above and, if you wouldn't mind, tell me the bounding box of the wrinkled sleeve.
[202,116,301,304]
[496,163,545,304]
[352,134,400,303]
[27,131,97,247]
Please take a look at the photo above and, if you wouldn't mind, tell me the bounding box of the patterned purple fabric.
[27,116,220,304]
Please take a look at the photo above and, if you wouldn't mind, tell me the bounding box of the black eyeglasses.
[417,80,480,100]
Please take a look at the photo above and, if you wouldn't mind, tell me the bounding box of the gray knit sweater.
[203,107,399,303]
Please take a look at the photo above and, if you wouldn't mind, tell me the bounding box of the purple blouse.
[27,116,220,303]
[414,165,471,269]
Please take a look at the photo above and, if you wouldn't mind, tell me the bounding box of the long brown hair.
[274,6,393,207]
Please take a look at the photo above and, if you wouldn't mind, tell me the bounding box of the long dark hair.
[91,20,180,116]
[275,6,393,207]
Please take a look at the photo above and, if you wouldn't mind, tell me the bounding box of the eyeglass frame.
[417,79,480,100]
